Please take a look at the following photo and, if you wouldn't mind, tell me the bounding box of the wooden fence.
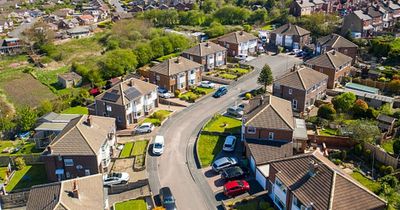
[0,190,30,209]
[308,135,355,149]
[0,154,42,167]
[364,143,399,169]
[352,78,388,92]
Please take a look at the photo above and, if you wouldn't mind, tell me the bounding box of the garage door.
[256,169,267,190]
[250,156,256,173]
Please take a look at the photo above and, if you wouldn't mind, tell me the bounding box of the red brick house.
[269,23,311,49]
[315,33,358,63]
[273,66,328,113]
[182,42,227,71]
[148,56,203,92]
[305,50,352,89]
[43,115,116,182]
[255,151,387,210]
[214,31,258,57]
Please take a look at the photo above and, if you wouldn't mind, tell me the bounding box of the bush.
[245,93,252,100]
[188,94,199,103]
[393,140,400,155]
[180,95,189,101]
[355,143,363,155]
[153,112,166,122]
[174,89,181,97]
[380,165,394,175]
[318,104,336,120]
[332,159,342,165]
[341,150,347,161]
[14,157,26,170]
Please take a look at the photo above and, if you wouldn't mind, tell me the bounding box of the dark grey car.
[160,187,177,210]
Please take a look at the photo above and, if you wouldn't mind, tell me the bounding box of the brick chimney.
[47,146,52,154]
[239,31,244,35]
[86,115,92,127]
[72,180,79,199]
[205,42,210,47]
[331,50,336,55]
[175,57,181,64]
[308,160,319,177]
[129,79,134,87]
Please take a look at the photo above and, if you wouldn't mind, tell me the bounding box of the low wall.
[159,98,187,107]
[0,190,30,209]
[364,142,399,169]
[0,154,43,167]
[202,75,233,85]
[108,179,149,195]
[352,78,387,92]
[308,134,355,149]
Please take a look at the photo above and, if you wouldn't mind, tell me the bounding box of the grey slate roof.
[246,139,293,165]
[377,114,396,124]
[317,34,358,49]
[275,67,328,90]
[216,31,258,44]
[271,23,310,36]
[305,50,352,70]
[183,42,226,57]
[58,72,82,81]
[354,10,373,20]
[244,94,294,130]
[150,56,202,76]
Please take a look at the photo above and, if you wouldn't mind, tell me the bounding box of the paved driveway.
[245,54,303,79]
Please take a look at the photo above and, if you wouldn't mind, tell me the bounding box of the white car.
[199,81,216,88]
[153,135,165,155]
[234,54,248,60]
[212,157,238,172]
[223,136,237,152]
[103,172,130,186]
[135,123,154,133]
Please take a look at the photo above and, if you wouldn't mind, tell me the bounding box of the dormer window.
[247,126,256,134]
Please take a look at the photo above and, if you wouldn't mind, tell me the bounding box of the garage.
[256,164,269,190]
[249,156,256,173]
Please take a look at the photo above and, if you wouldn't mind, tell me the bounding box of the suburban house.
[148,56,203,92]
[255,151,387,210]
[93,78,158,129]
[26,174,108,210]
[58,72,82,88]
[215,31,258,57]
[182,42,227,71]
[377,114,397,135]
[33,112,81,149]
[289,0,324,17]
[78,14,96,25]
[365,6,384,32]
[305,50,352,89]
[341,10,375,38]
[0,38,24,55]
[269,23,311,49]
[243,95,308,173]
[42,115,116,181]
[67,26,91,38]
[315,33,358,62]
[273,66,328,113]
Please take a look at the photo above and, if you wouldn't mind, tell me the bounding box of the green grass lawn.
[261,24,273,30]
[131,140,148,156]
[220,73,237,80]
[202,115,242,133]
[0,167,8,182]
[195,87,214,94]
[0,140,42,156]
[319,128,338,136]
[32,66,69,87]
[6,164,48,192]
[141,110,172,126]
[197,134,225,167]
[231,68,249,75]
[61,106,89,115]
[381,140,394,154]
[114,199,147,210]
[351,171,381,194]
[120,142,134,158]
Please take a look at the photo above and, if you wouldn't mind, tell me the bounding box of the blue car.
[213,86,228,98]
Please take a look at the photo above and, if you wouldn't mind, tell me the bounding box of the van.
[153,135,165,155]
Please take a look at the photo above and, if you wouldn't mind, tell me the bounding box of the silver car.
[212,157,238,173]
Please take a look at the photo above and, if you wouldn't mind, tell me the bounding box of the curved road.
[147,54,301,209]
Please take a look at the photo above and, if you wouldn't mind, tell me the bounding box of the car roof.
[141,122,152,126]
[224,166,242,173]
[154,135,164,143]
[225,180,241,189]
[225,136,236,144]
[214,157,229,165]
[160,187,173,197]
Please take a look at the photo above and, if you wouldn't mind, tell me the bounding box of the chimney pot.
[72,180,79,199]
[47,146,52,154]
[308,160,319,176]
[86,115,92,127]
[129,79,134,87]
[239,31,244,35]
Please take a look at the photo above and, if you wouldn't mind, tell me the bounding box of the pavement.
[146,54,302,210]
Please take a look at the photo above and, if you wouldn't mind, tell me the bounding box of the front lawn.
[114,199,147,210]
[120,142,134,158]
[202,115,242,134]
[6,164,48,192]
[61,106,89,115]
[319,128,338,136]
[141,110,172,126]
[220,73,237,80]
[0,140,42,156]
[131,140,148,156]
[197,134,225,167]
[381,140,394,154]
[196,87,214,94]
[351,171,381,194]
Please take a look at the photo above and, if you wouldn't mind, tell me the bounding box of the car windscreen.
[154,143,162,148]
[164,197,175,204]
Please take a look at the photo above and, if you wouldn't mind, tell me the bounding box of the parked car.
[153,135,165,155]
[160,187,177,210]
[199,81,216,88]
[226,106,243,118]
[158,87,172,98]
[223,136,237,152]
[235,54,248,60]
[289,49,301,55]
[135,123,154,133]
[223,180,250,197]
[103,172,130,186]
[212,157,238,173]
[221,166,248,181]
[213,86,228,98]
[296,51,305,57]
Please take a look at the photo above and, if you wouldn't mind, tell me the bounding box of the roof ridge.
[328,171,337,210]
[269,99,295,130]
[296,70,306,90]
[50,117,82,148]
[199,43,203,56]
[326,52,337,69]
[267,152,314,165]
[245,102,271,126]
[331,35,340,48]
[75,117,97,155]
[119,83,125,105]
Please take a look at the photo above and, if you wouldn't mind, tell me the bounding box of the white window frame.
[85,169,90,176]
[293,99,298,109]
[64,159,74,166]
[288,89,292,95]
[247,126,256,134]
[268,132,274,140]
[106,105,112,112]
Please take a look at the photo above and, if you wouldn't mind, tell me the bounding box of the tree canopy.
[258,64,273,90]
[343,120,381,144]
[332,92,356,112]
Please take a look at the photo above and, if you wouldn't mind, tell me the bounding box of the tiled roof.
[317,34,358,49]
[305,50,352,70]
[294,0,315,8]
[216,31,258,44]
[365,6,383,18]
[47,115,115,156]
[354,10,373,20]
[150,56,202,76]
[377,114,396,124]
[271,23,310,36]
[244,94,294,130]
[27,174,105,210]
[246,139,293,165]
[275,67,328,90]
[270,151,387,210]
[183,42,226,57]
[96,78,157,105]
[58,72,82,81]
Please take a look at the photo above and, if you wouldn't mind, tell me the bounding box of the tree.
[23,21,55,48]
[205,22,225,38]
[201,0,218,13]
[257,64,273,90]
[344,120,381,144]
[16,106,37,132]
[100,49,138,79]
[317,104,336,120]
[248,8,268,25]
[352,99,368,118]
[388,79,400,95]
[332,92,356,112]
[135,43,153,67]
[213,6,251,25]
[38,100,53,116]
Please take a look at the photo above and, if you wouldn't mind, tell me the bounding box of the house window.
[156,75,160,81]
[247,126,256,134]
[126,103,130,109]
[191,69,195,74]
[64,159,74,166]
[293,196,303,209]
[106,105,112,112]
[293,99,298,109]
[288,89,292,95]
[268,132,274,140]
[66,172,70,178]
[85,169,90,176]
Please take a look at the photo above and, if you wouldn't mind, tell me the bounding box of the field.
[54,35,103,65]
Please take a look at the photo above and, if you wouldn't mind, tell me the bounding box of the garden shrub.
[180,95,189,101]
[332,159,342,165]
[245,93,252,100]
[14,157,26,170]
[380,165,395,175]
[364,149,372,159]
[317,104,336,120]
[341,150,347,161]
[188,94,199,103]
[153,112,166,122]
[196,89,207,95]
[174,89,181,97]
[355,143,363,155]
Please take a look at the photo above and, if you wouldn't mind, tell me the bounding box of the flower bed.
[205,67,250,81]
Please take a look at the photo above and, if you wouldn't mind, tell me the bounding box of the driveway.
[147,54,302,210]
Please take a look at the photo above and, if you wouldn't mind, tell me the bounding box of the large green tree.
[100,49,138,79]
[343,120,381,144]
[258,64,273,90]
[332,92,356,112]
[16,106,37,132]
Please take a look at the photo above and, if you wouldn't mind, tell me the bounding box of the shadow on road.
[153,194,161,206]
[204,169,218,178]
[215,191,226,201]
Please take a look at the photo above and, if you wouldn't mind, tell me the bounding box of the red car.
[223,180,250,197]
